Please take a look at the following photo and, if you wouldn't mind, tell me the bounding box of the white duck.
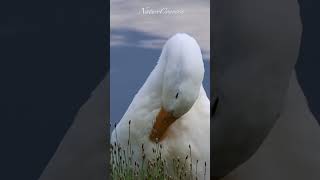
[111,33,210,179]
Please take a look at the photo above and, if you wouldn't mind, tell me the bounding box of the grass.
[110,121,207,180]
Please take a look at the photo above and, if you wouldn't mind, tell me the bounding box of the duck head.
[149,33,204,142]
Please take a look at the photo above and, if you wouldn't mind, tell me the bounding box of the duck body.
[111,33,210,179]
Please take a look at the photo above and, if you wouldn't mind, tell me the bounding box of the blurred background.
[110,0,210,126]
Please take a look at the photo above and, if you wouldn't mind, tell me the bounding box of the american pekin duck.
[111,33,210,179]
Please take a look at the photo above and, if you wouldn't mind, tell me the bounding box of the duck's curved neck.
[120,59,167,136]
[124,58,166,118]
[136,58,167,96]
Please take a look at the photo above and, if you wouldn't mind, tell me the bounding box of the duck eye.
[175,92,179,99]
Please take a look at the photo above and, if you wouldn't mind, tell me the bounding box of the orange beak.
[149,107,177,142]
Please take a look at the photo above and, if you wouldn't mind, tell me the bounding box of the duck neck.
[139,60,166,95]
[124,58,166,121]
